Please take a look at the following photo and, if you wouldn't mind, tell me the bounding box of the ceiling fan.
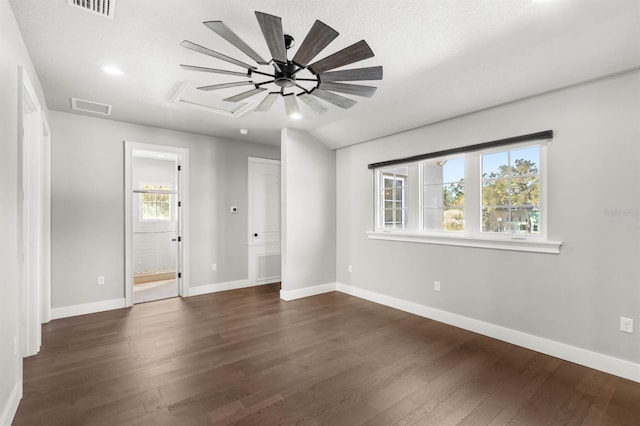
[180,11,383,118]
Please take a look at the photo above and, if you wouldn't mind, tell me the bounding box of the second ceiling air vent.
[71,98,112,115]
[67,0,115,20]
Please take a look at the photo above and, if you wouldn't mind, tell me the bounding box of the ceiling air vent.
[67,0,115,19]
[71,98,112,115]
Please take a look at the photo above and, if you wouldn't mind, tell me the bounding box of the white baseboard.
[280,282,336,301]
[0,380,22,426]
[336,282,640,383]
[51,298,126,320]
[188,279,278,297]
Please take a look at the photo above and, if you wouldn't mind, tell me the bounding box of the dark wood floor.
[13,284,640,425]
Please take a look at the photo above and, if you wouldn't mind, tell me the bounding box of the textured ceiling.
[8,0,640,148]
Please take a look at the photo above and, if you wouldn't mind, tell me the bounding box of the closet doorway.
[124,142,189,306]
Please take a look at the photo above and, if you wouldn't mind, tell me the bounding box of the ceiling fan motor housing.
[274,61,297,88]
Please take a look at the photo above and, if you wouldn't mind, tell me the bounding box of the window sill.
[366,231,562,254]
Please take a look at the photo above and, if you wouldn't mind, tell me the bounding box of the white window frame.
[139,182,173,222]
[419,155,466,233]
[369,141,561,253]
[375,166,413,231]
[476,142,547,239]
[382,174,406,228]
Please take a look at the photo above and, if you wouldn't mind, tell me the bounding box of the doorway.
[124,142,189,306]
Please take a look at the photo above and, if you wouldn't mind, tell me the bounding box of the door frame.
[18,67,50,356]
[40,113,51,324]
[124,142,190,306]
[247,157,281,284]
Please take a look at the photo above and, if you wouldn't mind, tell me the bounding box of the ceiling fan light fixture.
[284,94,301,119]
[179,11,383,117]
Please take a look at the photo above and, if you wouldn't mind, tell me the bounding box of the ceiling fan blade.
[224,87,267,102]
[180,64,250,77]
[292,20,339,67]
[319,81,377,97]
[310,89,356,109]
[307,40,374,75]
[255,12,287,64]
[319,66,383,82]
[203,21,269,65]
[284,94,301,117]
[298,93,328,113]
[197,81,254,91]
[255,92,279,112]
[181,40,257,70]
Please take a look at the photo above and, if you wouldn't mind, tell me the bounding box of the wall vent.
[257,253,281,281]
[67,0,115,19]
[71,98,112,115]
[170,82,255,118]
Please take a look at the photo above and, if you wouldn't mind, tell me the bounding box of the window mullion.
[465,152,480,235]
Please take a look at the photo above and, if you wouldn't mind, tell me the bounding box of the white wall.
[281,129,336,293]
[49,111,279,309]
[0,1,49,423]
[336,71,640,366]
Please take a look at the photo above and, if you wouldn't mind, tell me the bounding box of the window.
[377,166,409,229]
[140,183,172,221]
[482,145,540,234]
[370,139,558,253]
[422,157,465,231]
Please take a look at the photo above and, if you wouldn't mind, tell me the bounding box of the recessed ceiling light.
[289,113,302,120]
[102,65,123,76]
[240,128,249,135]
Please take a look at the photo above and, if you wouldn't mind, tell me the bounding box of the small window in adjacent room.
[140,183,172,221]
[481,145,540,234]
[378,166,409,229]
[421,157,465,231]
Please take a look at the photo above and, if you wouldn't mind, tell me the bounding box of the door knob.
[254,233,258,237]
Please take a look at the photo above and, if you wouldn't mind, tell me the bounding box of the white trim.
[124,142,190,306]
[19,66,44,357]
[40,112,51,324]
[367,230,562,254]
[187,279,279,297]
[280,283,336,301]
[0,380,22,426]
[51,298,126,320]
[336,283,640,383]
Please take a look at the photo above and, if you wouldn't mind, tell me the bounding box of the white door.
[248,157,281,284]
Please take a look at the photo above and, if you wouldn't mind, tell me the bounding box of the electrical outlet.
[97,275,105,286]
[620,317,634,334]
[212,264,217,271]
[348,264,352,273]
[434,281,441,292]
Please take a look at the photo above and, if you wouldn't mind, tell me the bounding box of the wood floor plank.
[13,283,640,425]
